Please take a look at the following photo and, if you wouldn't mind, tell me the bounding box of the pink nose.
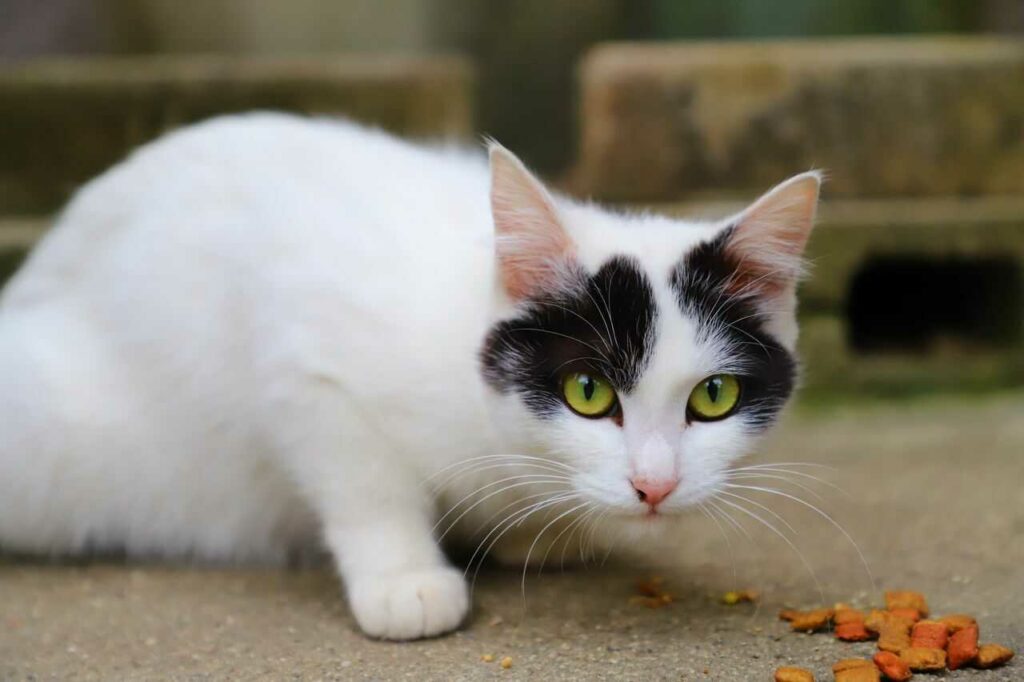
[631,477,679,508]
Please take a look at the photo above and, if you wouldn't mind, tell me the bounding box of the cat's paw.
[347,566,469,640]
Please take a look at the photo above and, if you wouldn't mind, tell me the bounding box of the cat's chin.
[615,507,685,524]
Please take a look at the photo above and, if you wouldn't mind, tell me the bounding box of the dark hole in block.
[0,248,27,288]
[846,256,1023,353]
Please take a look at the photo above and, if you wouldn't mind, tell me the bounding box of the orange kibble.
[833,658,879,682]
[788,608,834,632]
[500,656,513,669]
[885,591,929,617]
[900,646,946,671]
[864,609,888,634]
[865,609,914,635]
[872,651,912,681]
[636,576,664,597]
[947,623,979,670]
[834,608,865,625]
[910,619,948,650]
[888,608,921,623]
[877,620,913,654]
[722,588,759,605]
[975,643,1014,669]
[939,613,976,633]
[773,666,815,682]
[629,595,665,609]
[481,653,495,663]
[836,621,873,642]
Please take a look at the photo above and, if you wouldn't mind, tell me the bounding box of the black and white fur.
[0,113,820,639]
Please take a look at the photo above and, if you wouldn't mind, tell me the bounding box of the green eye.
[687,374,741,421]
[562,372,617,418]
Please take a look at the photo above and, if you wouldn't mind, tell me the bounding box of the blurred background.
[1,0,1023,401]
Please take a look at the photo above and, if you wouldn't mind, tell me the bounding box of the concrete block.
[0,56,474,213]
[648,196,1024,393]
[578,37,1024,201]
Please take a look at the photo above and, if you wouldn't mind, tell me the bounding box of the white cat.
[0,113,819,639]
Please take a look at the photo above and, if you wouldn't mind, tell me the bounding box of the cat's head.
[481,143,820,519]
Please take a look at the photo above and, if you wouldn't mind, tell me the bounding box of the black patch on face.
[671,227,797,430]
[481,257,657,418]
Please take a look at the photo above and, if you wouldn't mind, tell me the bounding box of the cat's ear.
[723,171,822,347]
[489,142,576,301]
[724,170,822,300]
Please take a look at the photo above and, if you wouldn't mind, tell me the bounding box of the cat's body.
[0,113,820,639]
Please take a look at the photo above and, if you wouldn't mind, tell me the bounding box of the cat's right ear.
[489,142,576,301]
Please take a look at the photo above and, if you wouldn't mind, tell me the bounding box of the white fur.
[0,113,812,639]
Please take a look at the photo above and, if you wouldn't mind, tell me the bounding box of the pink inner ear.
[724,172,821,299]
[489,145,575,300]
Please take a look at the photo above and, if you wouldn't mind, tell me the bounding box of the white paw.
[347,566,470,640]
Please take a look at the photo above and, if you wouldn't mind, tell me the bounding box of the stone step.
[577,36,1024,201]
[0,56,474,214]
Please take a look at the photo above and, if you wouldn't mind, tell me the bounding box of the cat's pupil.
[583,377,595,400]
[707,378,721,402]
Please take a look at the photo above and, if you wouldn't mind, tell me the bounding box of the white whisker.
[699,501,738,583]
[723,483,875,591]
[717,490,798,536]
[724,472,827,503]
[466,493,580,589]
[520,501,592,599]
[711,494,825,606]
[425,453,576,488]
[433,475,570,538]
[537,505,593,573]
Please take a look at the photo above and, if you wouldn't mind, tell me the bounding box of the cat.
[0,112,819,640]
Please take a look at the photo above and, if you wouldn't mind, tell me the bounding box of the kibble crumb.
[722,589,759,605]
[481,654,494,663]
[500,656,513,669]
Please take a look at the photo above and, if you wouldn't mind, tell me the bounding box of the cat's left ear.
[724,171,822,343]
[725,170,822,298]
[489,142,576,301]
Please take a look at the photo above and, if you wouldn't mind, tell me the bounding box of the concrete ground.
[2,393,1022,681]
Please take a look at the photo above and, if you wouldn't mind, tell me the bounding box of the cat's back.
[2,112,494,313]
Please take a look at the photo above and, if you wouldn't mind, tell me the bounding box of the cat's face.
[481,145,820,520]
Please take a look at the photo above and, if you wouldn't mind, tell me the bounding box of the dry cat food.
[909,620,947,650]
[938,614,976,633]
[899,646,946,671]
[875,617,912,654]
[976,644,1015,669]
[831,658,879,682]
[884,591,929,618]
[721,588,759,605]
[772,589,1014,679]
[946,623,979,670]
[632,576,674,608]
[779,607,834,632]
[773,666,815,682]
[871,651,911,681]
[833,607,871,642]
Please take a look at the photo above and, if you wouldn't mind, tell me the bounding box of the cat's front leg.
[325,508,469,640]
[283,417,469,640]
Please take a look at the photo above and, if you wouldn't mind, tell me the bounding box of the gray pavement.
[2,393,1022,681]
